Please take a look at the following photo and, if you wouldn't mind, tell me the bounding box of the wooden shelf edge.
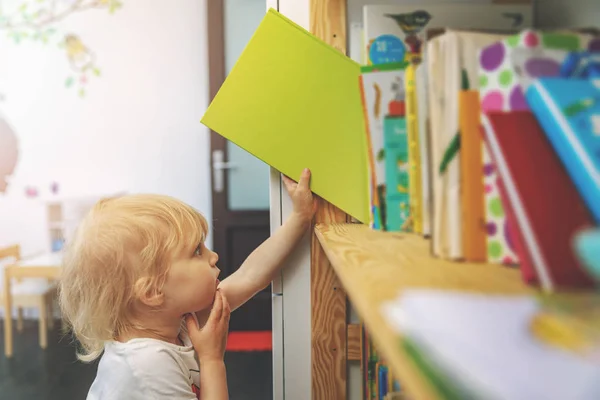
[314,223,532,400]
[314,224,441,400]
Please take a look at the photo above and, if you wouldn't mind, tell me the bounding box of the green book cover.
[202,9,370,223]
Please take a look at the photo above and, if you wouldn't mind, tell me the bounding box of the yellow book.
[405,65,423,234]
[201,9,370,223]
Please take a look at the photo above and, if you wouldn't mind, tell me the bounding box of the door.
[207,0,271,332]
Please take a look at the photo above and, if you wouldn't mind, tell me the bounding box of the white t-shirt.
[87,334,200,400]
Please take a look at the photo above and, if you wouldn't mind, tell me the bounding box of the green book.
[201,9,370,222]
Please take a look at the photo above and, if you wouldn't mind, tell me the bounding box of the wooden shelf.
[314,223,533,400]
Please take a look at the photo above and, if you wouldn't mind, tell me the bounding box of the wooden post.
[309,1,349,398]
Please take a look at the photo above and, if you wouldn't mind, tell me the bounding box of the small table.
[3,252,62,357]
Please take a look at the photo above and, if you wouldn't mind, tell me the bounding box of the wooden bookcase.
[308,1,357,399]
[270,0,598,399]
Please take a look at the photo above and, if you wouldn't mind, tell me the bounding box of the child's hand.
[185,290,230,362]
[282,168,317,224]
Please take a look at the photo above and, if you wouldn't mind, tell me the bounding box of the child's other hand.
[282,168,317,224]
[185,290,230,362]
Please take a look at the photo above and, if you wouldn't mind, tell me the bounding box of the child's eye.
[194,244,202,257]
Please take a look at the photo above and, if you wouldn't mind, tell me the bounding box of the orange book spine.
[459,91,487,262]
[359,75,381,230]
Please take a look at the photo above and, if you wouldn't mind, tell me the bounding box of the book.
[494,174,537,285]
[415,63,432,237]
[526,77,600,224]
[359,63,408,230]
[201,9,370,223]
[478,30,599,264]
[384,116,410,231]
[427,31,507,260]
[459,90,487,262]
[362,325,370,400]
[382,290,600,400]
[405,64,423,234]
[482,111,595,290]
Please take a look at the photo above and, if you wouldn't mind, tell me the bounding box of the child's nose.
[211,251,219,265]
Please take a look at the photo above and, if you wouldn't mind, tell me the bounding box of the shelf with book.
[314,223,532,399]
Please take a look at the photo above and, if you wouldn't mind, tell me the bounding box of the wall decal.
[61,33,101,97]
[0,0,124,97]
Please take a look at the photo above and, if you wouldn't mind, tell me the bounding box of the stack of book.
[356,3,599,398]
[357,3,600,291]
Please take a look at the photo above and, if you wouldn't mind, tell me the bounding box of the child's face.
[161,241,221,316]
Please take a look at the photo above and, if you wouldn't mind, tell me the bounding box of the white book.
[382,290,600,400]
[428,31,506,260]
[415,63,431,237]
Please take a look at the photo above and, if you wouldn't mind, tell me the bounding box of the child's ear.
[134,277,165,307]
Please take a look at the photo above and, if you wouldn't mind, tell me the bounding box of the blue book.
[526,77,600,223]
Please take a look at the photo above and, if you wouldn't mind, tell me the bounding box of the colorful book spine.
[384,116,410,231]
[362,326,370,400]
[362,325,403,400]
[405,64,423,234]
[359,63,408,231]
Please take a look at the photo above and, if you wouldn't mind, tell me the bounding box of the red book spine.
[483,111,595,290]
[495,176,538,285]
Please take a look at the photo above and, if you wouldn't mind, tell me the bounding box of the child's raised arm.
[218,168,317,311]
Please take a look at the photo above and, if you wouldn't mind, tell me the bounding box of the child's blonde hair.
[59,194,208,362]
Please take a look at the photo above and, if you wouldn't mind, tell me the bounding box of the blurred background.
[0,0,273,398]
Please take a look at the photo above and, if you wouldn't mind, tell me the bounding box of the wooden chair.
[0,245,57,351]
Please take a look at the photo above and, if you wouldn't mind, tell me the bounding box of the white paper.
[382,290,600,400]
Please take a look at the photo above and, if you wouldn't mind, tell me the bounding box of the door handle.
[212,150,237,193]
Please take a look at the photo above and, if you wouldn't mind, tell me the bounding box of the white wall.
[0,0,212,256]
[535,0,600,29]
